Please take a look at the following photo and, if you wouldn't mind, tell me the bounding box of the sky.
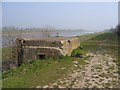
[2,2,118,31]
[1,0,119,2]
[118,2,120,24]
[0,3,1,29]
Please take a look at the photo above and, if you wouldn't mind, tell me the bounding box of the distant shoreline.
[2,30,94,36]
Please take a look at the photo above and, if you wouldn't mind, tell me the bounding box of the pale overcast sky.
[2,2,118,31]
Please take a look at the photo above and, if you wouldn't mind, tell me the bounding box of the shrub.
[71,46,86,57]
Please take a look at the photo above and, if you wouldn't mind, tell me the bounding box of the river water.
[2,30,94,47]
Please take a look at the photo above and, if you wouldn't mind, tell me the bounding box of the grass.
[77,32,101,42]
[2,55,88,88]
[71,46,87,57]
[3,56,73,88]
[2,52,89,88]
[80,32,119,57]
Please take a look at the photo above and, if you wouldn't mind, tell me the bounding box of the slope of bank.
[2,32,120,88]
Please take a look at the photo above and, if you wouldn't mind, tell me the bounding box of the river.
[2,30,94,47]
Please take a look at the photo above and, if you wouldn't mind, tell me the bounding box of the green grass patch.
[90,32,118,41]
[77,32,101,42]
[2,56,73,88]
[71,46,87,57]
[80,32,119,56]
[0,48,2,63]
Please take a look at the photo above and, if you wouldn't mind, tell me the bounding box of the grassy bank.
[80,32,119,57]
[2,31,119,88]
[2,55,87,88]
[3,56,72,88]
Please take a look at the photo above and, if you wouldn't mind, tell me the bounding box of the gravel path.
[37,52,119,88]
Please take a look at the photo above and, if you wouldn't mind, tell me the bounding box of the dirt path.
[37,52,119,88]
[79,53,119,88]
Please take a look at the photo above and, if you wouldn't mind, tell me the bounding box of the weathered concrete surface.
[17,37,80,62]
